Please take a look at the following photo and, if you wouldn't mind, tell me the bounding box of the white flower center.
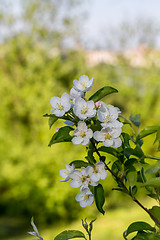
[105,132,111,139]
[78,130,86,137]
[57,103,64,111]
[104,115,112,123]
[80,82,86,90]
[84,194,89,200]
[93,167,99,173]
[81,106,88,114]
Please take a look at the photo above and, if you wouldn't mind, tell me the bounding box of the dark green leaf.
[111,160,122,175]
[124,221,155,237]
[94,184,105,215]
[149,206,160,225]
[69,160,89,168]
[48,126,73,147]
[129,114,141,127]
[54,230,86,240]
[154,130,160,151]
[125,146,144,158]
[98,146,119,157]
[122,133,131,148]
[133,231,160,240]
[137,125,160,140]
[43,113,51,117]
[49,115,58,129]
[125,158,138,169]
[89,86,118,102]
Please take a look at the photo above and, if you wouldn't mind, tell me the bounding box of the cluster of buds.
[50,75,123,207]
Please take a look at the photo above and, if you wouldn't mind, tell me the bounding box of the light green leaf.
[48,126,73,147]
[141,177,160,187]
[137,125,160,140]
[145,162,160,174]
[94,184,105,215]
[124,221,155,237]
[127,170,137,187]
[89,86,118,102]
[69,160,89,168]
[54,230,86,240]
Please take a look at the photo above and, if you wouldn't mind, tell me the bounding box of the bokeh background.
[0,0,160,239]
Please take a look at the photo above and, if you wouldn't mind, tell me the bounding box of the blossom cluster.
[50,75,123,207]
[60,162,107,207]
[50,75,123,148]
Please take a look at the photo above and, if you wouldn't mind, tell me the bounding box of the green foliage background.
[0,0,160,230]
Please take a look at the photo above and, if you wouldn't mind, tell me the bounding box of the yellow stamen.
[80,82,86,90]
[81,106,88,114]
[105,132,111,139]
[78,131,86,137]
[57,103,64,110]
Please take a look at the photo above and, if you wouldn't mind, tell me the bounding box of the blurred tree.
[0,0,85,49]
[102,18,160,50]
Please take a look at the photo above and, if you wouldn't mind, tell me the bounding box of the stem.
[91,141,160,226]
[145,155,160,161]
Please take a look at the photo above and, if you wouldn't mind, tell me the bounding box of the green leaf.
[154,130,160,151]
[133,231,160,240]
[127,169,137,187]
[149,206,160,225]
[125,146,144,158]
[129,114,141,127]
[89,86,118,102]
[49,116,58,129]
[145,162,160,174]
[54,230,86,240]
[98,146,119,157]
[94,184,105,215]
[124,221,156,237]
[141,177,160,187]
[43,113,58,129]
[122,133,131,148]
[69,160,89,168]
[48,126,73,147]
[137,125,160,140]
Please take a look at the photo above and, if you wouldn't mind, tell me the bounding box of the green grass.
[2,198,157,240]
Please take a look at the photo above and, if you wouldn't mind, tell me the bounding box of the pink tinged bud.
[95,101,102,109]
[55,128,60,132]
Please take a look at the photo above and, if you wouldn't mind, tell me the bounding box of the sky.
[2,0,160,49]
[83,0,160,49]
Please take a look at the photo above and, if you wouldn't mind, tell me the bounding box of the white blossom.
[93,127,122,148]
[72,121,93,145]
[97,103,122,128]
[69,167,98,189]
[75,188,94,207]
[73,75,94,93]
[59,163,75,182]
[87,162,107,182]
[70,87,84,99]
[73,97,96,120]
[50,92,71,117]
